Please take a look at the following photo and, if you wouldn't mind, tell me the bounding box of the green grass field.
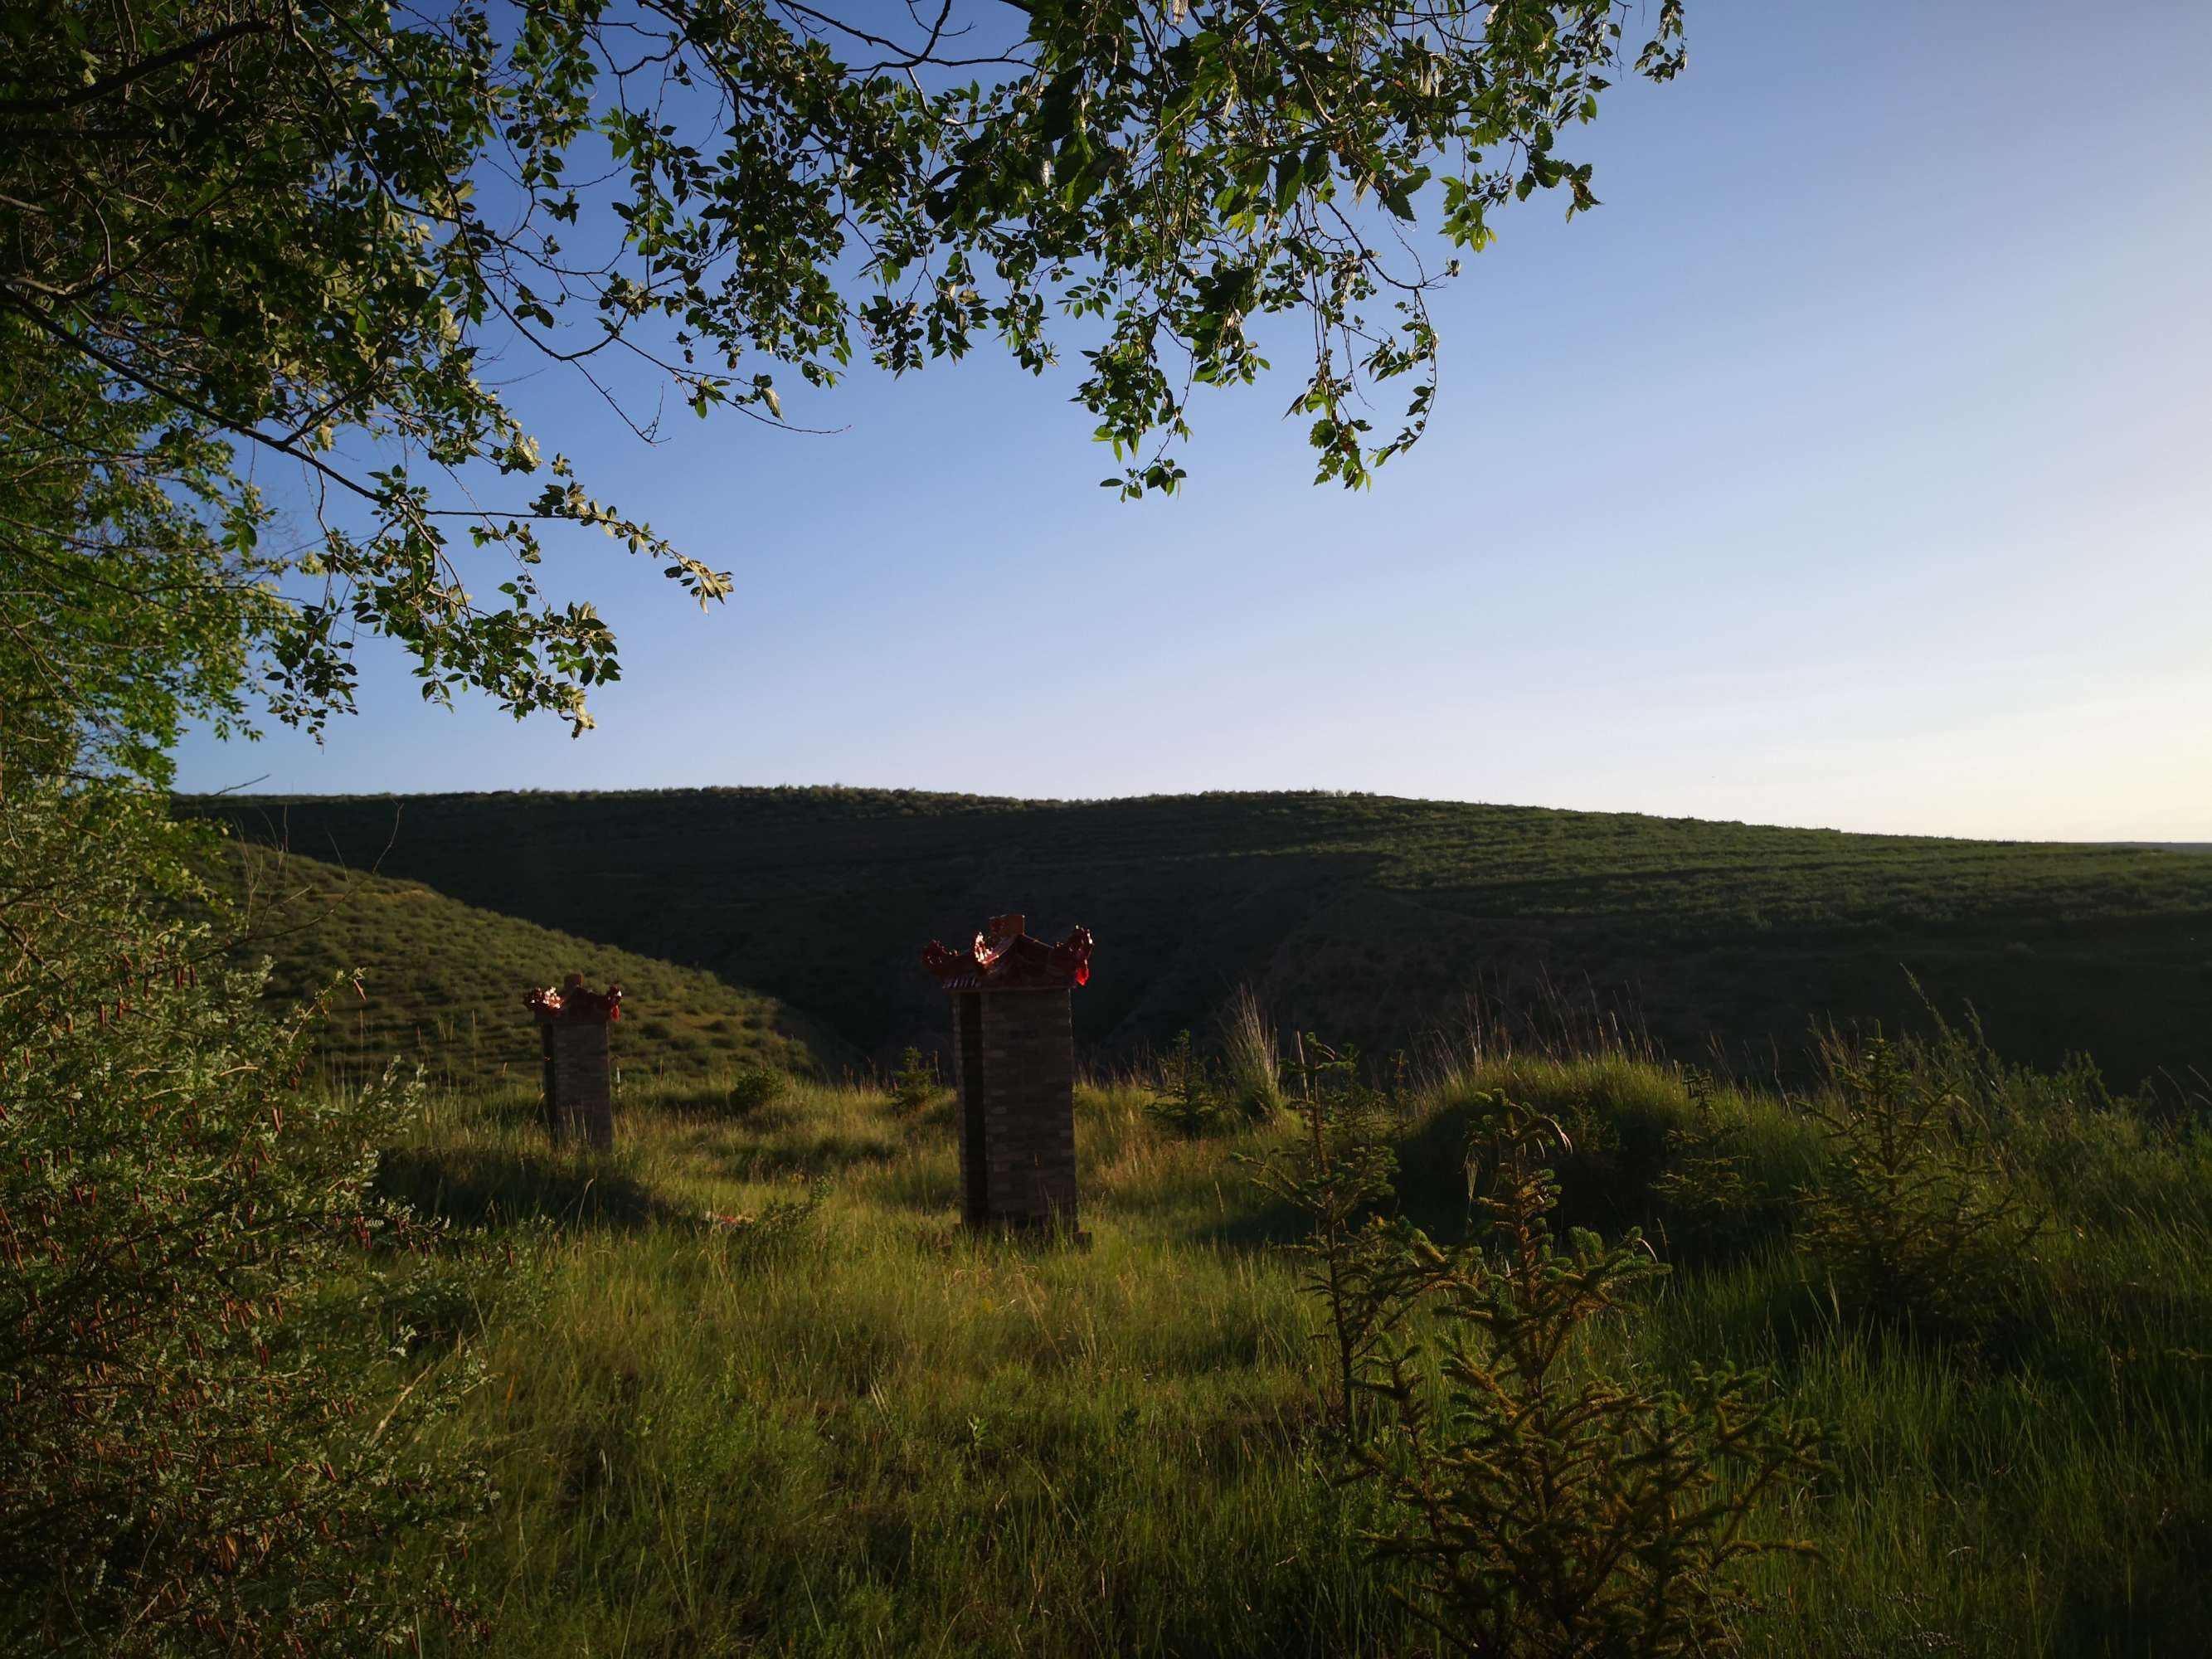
[190,788,2212,1089]
[374,1033,2212,1657]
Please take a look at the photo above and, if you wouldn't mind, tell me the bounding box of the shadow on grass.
[622,1081,749,1117]
[376,1145,668,1231]
[2051,1492,2212,1659]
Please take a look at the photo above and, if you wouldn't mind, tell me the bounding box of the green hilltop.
[217,841,834,1090]
[191,787,2212,1087]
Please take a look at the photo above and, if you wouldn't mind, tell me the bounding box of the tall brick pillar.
[924,915,1092,1233]
[526,974,622,1151]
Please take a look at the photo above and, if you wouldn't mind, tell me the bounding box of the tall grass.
[369,1028,2212,1656]
[1221,985,1284,1119]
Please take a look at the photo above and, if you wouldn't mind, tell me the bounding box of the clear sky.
[173,0,2212,841]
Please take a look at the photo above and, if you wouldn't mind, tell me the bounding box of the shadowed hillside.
[193,789,2212,1087]
[221,842,837,1089]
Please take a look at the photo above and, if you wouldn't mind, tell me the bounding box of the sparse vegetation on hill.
[218,843,834,1091]
[192,788,2212,1087]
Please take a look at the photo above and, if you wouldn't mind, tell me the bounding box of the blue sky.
[173,0,2212,841]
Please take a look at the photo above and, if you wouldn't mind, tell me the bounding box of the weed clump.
[702,1178,826,1262]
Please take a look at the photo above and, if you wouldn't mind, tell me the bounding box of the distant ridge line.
[173,783,2163,849]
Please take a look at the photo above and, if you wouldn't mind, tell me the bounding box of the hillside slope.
[193,789,2212,1086]
[220,842,835,1089]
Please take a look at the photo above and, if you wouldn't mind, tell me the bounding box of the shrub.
[1243,1039,1442,1438]
[0,781,488,1653]
[722,1063,787,1117]
[1145,1030,1227,1136]
[1650,1068,1799,1262]
[1356,1097,1826,1657]
[889,1045,940,1115]
[1797,1035,2044,1336]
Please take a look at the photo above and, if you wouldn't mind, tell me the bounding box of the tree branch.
[0,17,275,118]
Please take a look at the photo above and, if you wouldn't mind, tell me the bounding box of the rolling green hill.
[218,842,835,1089]
[192,789,2212,1087]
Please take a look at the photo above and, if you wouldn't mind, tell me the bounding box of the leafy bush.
[1356,1097,1826,1657]
[722,1063,788,1117]
[0,782,488,1653]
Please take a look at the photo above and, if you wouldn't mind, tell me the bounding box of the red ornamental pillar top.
[524,972,624,1024]
[921,913,1092,991]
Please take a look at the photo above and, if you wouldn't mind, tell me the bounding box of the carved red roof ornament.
[922,913,1092,991]
[524,972,624,1024]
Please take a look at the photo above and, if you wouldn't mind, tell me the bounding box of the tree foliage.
[2,0,1685,755]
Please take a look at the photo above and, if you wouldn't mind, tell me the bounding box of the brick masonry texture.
[543,1022,615,1151]
[952,988,1078,1230]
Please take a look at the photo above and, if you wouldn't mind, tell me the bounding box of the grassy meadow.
[367,1031,2212,1657]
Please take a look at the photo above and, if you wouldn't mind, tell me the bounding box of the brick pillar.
[970,988,1078,1231]
[543,1021,615,1151]
[950,991,988,1224]
[921,918,1090,1238]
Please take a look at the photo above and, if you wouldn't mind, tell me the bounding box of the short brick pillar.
[525,974,622,1151]
[924,914,1092,1233]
